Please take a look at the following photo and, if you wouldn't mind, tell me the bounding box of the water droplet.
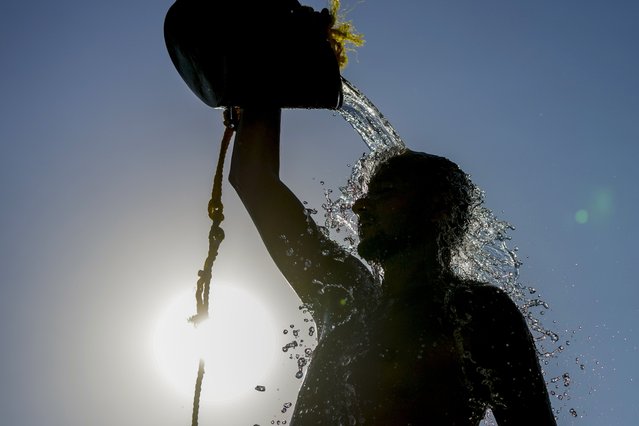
[282,341,298,352]
[320,79,568,421]
[569,408,578,417]
[255,385,266,392]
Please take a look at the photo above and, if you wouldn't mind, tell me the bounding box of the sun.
[152,283,279,403]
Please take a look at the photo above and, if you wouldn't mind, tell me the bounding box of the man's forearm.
[229,107,282,192]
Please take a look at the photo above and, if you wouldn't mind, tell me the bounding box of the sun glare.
[152,284,278,403]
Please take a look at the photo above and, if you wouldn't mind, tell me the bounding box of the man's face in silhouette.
[352,150,472,265]
[353,163,436,263]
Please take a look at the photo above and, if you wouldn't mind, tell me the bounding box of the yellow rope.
[189,108,238,426]
[328,0,365,69]
[186,5,362,422]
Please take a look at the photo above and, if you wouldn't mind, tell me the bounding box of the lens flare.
[575,209,589,224]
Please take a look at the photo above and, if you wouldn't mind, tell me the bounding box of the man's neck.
[380,243,448,300]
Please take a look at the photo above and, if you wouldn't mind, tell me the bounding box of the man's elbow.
[228,164,242,192]
[228,167,255,203]
[228,161,256,193]
[228,165,278,203]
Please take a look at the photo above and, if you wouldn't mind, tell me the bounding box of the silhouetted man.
[229,108,556,425]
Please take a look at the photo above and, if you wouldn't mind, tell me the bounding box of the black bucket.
[164,0,343,109]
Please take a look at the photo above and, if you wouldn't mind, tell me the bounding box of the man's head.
[352,150,474,267]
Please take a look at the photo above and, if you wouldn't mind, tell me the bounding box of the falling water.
[335,77,561,353]
[321,78,407,264]
[339,78,406,152]
[325,77,570,421]
[273,78,573,423]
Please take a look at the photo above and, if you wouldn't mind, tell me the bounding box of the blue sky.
[1,0,637,424]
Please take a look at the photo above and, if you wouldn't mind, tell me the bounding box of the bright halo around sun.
[152,283,278,403]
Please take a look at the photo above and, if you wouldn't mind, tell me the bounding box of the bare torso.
[292,283,487,425]
[229,108,556,426]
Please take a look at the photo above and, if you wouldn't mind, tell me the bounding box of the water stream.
[335,76,561,356]
[334,77,568,422]
[276,77,573,424]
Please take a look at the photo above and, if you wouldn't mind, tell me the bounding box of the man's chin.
[357,238,388,263]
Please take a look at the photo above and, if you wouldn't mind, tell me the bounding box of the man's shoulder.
[447,281,524,329]
[449,281,512,308]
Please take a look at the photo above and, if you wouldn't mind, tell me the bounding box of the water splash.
[270,306,318,424]
[330,78,568,421]
[452,185,562,358]
[339,78,406,151]
[335,77,561,353]
[283,305,317,380]
[321,78,406,268]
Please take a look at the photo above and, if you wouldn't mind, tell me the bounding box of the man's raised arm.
[228,108,373,322]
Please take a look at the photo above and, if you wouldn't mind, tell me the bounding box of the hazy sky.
[1,0,637,425]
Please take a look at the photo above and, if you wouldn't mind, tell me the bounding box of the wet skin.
[229,108,556,425]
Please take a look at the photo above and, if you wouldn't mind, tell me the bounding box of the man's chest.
[352,301,463,391]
